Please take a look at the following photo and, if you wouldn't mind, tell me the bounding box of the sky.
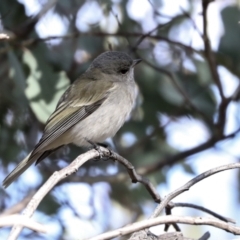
[6,0,240,239]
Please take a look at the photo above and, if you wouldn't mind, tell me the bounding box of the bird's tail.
[2,151,38,188]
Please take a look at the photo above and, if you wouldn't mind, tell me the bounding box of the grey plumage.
[3,51,141,188]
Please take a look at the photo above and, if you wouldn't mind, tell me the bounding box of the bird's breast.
[70,81,137,146]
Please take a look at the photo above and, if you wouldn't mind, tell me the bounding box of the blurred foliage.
[218,6,240,81]
[0,0,240,239]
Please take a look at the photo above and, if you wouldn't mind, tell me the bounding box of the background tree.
[0,0,240,239]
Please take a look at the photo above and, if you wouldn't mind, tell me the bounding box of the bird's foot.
[96,142,113,160]
[85,139,112,161]
[85,139,104,158]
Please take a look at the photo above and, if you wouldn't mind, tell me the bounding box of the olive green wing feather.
[30,79,114,158]
[2,73,114,188]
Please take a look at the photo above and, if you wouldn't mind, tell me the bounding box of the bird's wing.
[29,78,114,158]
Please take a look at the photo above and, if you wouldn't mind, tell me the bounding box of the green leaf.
[23,48,70,123]
[38,194,61,215]
[218,6,240,77]
[0,0,27,30]
[7,49,28,107]
[182,162,195,175]
[194,59,212,85]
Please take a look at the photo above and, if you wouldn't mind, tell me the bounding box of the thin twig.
[164,207,181,232]
[140,57,213,126]
[87,215,240,240]
[202,0,224,99]
[61,129,240,186]
[172,202,235,223]
[105,150,161,202]
[202,0,230,137]
[0,214,46,233]
[144,129,240,175]
[131,14,185,52]
[151,162,240,218]
[198,231,211,240]
[0,32,200,55]
[0,192,35,217]
[202,0,224,98]
[179,6,203,38]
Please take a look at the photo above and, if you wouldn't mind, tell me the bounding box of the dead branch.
[0,214,46,233]
[88,215,240,240]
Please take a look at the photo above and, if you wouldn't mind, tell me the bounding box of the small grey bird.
[3,51,141,188]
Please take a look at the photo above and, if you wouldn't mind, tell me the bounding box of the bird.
[3,51,141,188]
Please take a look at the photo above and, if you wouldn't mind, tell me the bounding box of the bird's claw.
[85,139,112,161]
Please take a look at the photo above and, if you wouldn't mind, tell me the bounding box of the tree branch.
[202,0,224,99]
[7,148,160,240]
[59,129,240,188]
[172,202,235,223]
[7,149,100,240]
[144,129,240,175]
[0,214,46,233]
[87,215,240,240]
[151,162,240,218]
[0,192,35,217]
[0,32,200,55]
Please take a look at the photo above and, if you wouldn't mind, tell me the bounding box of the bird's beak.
[132,59,142,67]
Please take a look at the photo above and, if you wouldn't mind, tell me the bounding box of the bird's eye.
[120,69,128,74]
